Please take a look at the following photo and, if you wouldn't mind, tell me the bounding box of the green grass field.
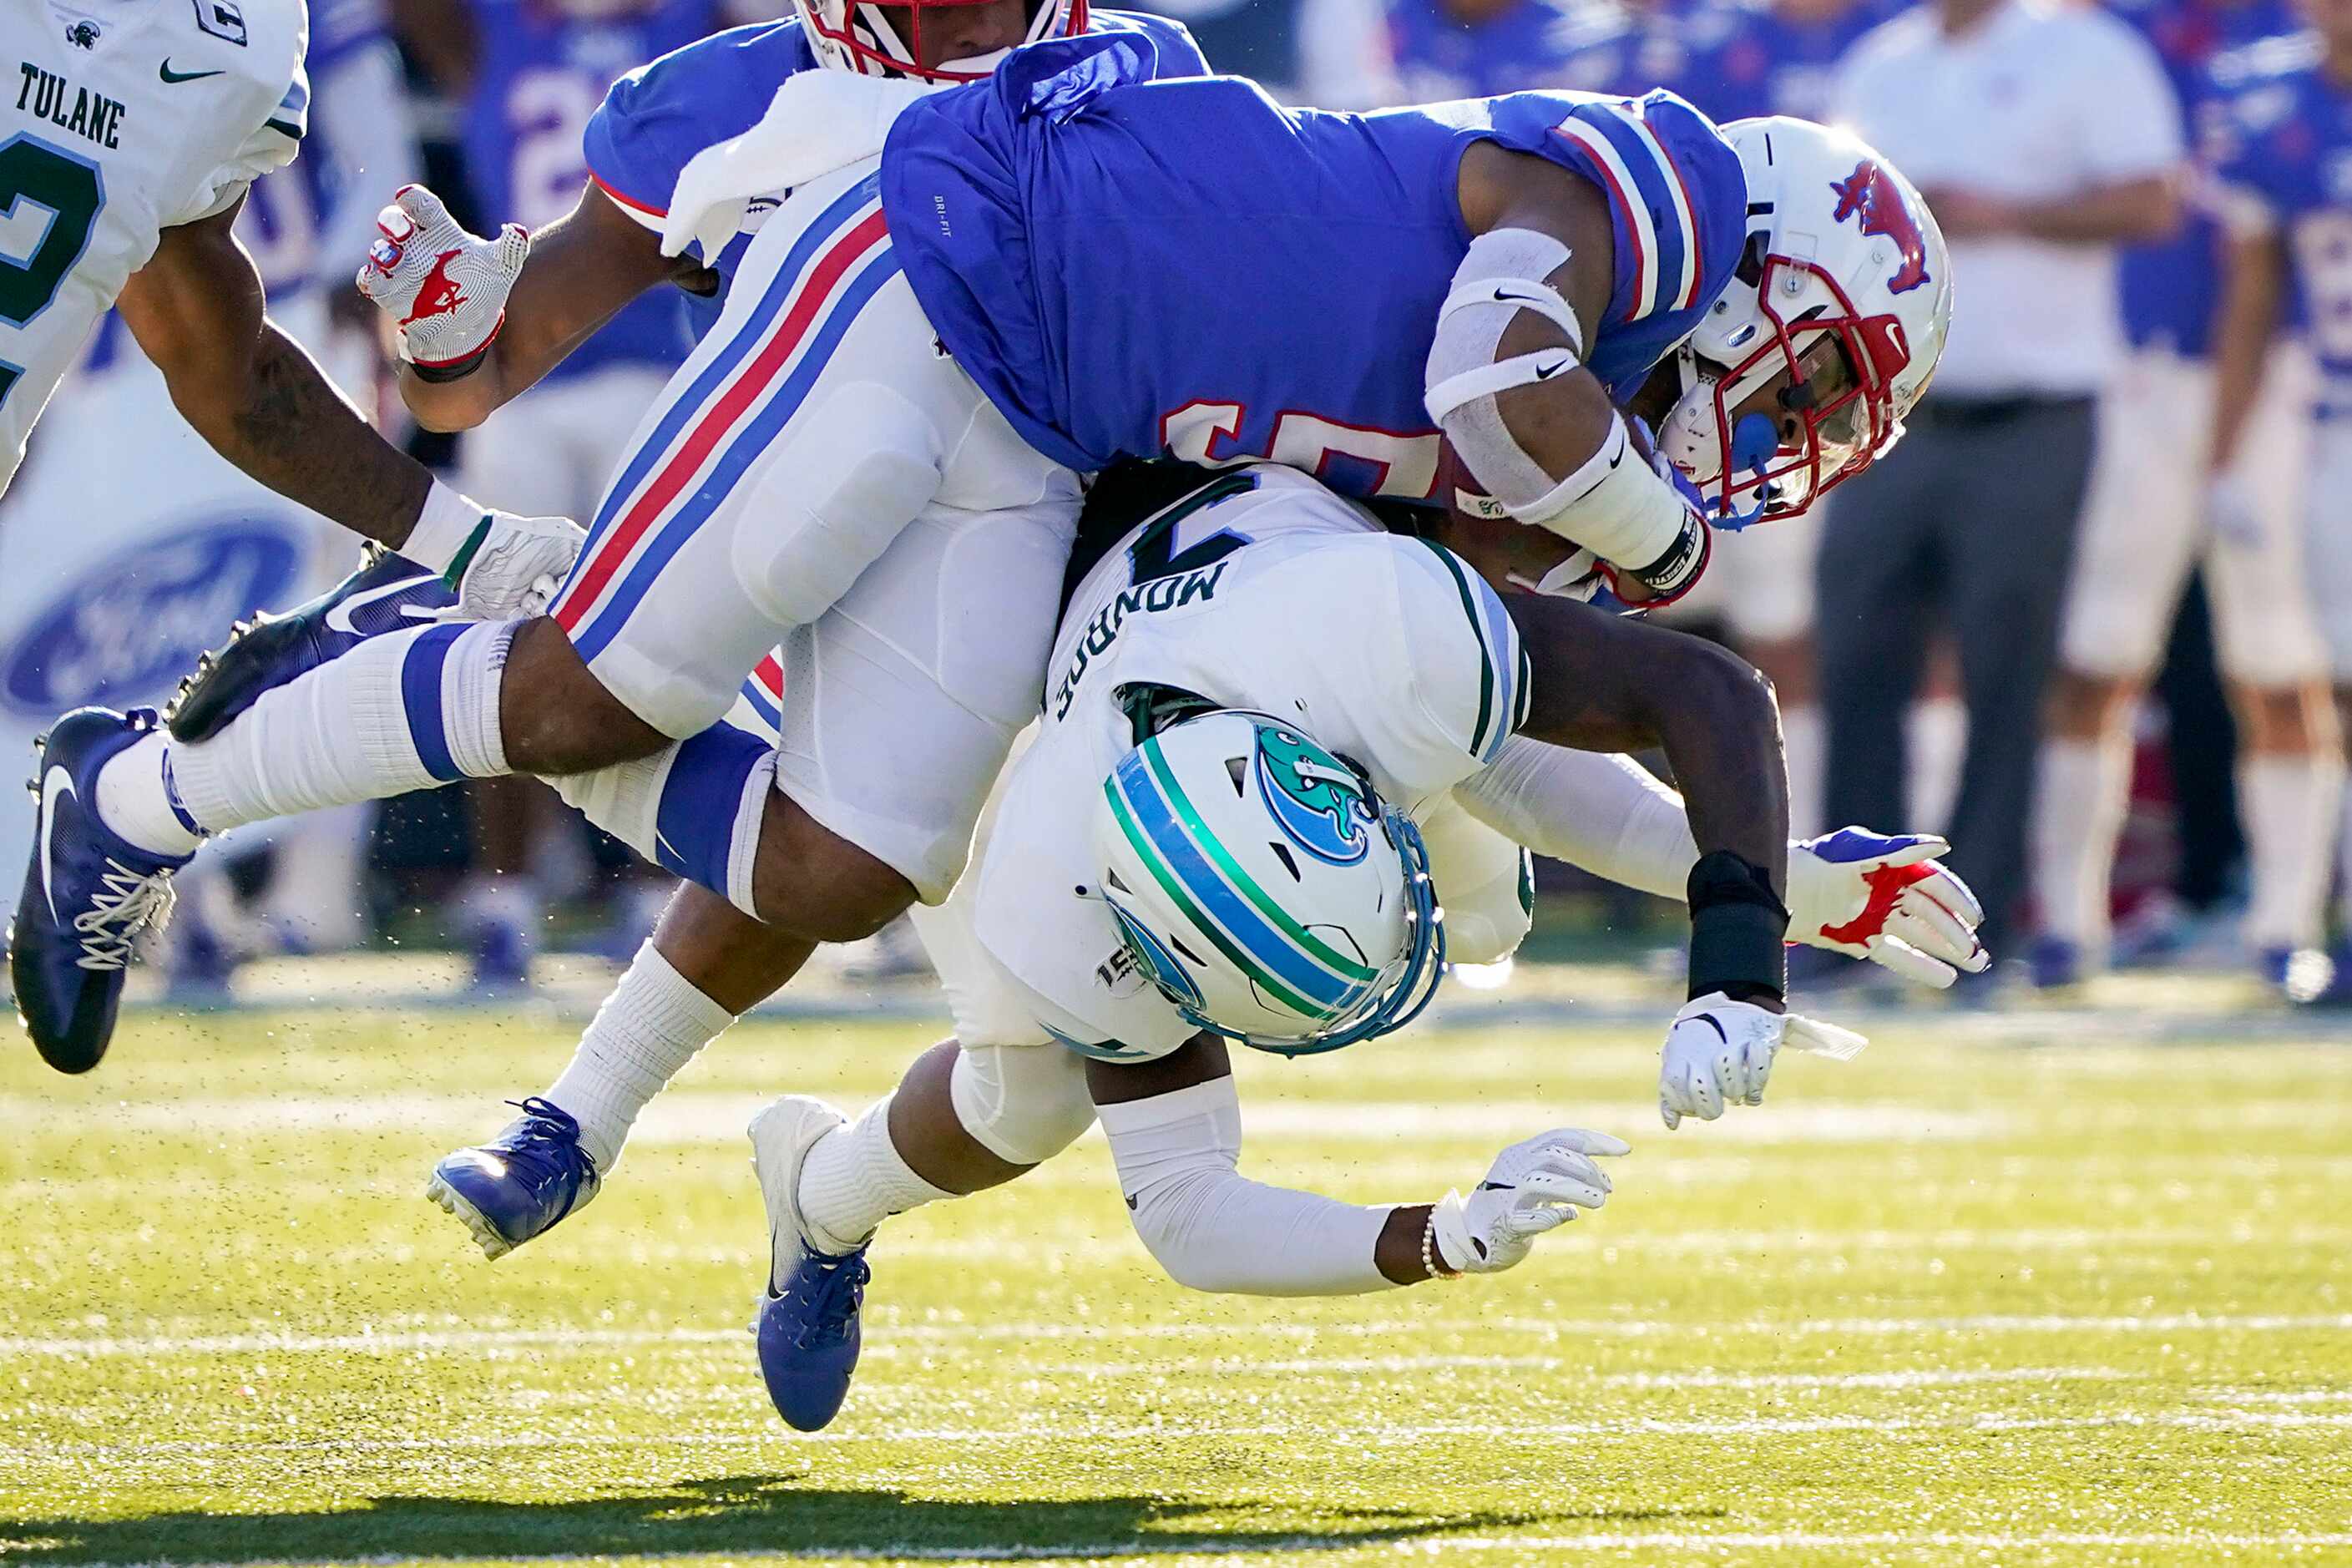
[3,998,2349,1566]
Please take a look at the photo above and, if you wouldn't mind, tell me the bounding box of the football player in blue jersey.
[35,51,1953,1272]
[2208,0,2352,993]
[2032,5,2334,995]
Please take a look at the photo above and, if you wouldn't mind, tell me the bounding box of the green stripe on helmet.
[1141,736,1378,984]
[1104,776,1330,1022]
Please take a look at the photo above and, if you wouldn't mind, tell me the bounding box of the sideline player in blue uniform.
[38,46,1951,1282]
[2208,0,2352,988]
[2031,2,2332,994]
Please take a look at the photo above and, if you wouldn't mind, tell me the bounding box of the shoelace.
[73,861,177,973]
[791,1251,872,1349]
[494,1098,599,1189]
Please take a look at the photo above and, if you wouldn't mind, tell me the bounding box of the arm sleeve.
[1454,737,1698,902]
[310,41,420,293]
[1099,1076,1400,1297]
[2079,18,2185,181]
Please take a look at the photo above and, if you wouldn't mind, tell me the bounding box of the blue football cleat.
[167,545,455,744]
[2026,934,2083,990]
[8,708,191,1073]
[750,1095,867,1432]
[426,1097,601,1260]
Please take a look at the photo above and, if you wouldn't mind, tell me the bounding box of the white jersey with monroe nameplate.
[967,463,1530,1060]
[2,0,308,493]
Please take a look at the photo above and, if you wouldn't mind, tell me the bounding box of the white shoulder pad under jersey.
[2,0,309,493]
[981,463,1533,1058]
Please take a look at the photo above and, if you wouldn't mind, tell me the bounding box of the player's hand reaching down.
[1787,829,1990,988]
[357,185,529,379]
[442,509,588,620]
[1658,994,1868,1130]
[1430,1128,1630,1274]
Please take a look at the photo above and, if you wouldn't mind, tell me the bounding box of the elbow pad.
[1424,231,1707,597]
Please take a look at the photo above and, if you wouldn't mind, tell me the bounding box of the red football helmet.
[792,0,1089,82]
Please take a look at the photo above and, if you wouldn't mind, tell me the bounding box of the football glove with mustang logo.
[1787,828,1988,989]
[357,185,529,380]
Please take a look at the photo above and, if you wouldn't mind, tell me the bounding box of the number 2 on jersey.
[0,134,105,331]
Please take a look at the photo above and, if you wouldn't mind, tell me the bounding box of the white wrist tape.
[1430,1188,1478,1272]
[1425,228,1585,507]
[1513,412,1695,579]
[404,479,488,577]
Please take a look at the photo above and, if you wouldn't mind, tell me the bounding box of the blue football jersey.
[582,9,1209,338]
[462,0,725,378]
[2212,39,2352,404]
[1660,0,1900,124]
[1383,0,1650,103]
[883,35,1745,500]
[2110,0,2306,355]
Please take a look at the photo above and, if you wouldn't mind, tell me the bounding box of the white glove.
[1658,993,1868,1130]
[1788,827,1990,988]
[1430,1127,1629,1274]
[660,73,938,264]
[2207,470,2267,551]
[402,496,587,622]
[357,185,529,376]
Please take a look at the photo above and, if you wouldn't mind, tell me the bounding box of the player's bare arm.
[1920,174,2179,245]
[392,183,711,432]
[1435,144,1712,604]
[119,200,431,549]
[2209,225,2287,473]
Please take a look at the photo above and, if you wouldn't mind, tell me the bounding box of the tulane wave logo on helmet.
[1255,725,1374,865]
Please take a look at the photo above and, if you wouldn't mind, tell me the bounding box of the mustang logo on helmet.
[1828,159,1931,296]
[1256,726,1374,866]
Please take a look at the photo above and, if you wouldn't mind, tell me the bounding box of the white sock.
[2242,751,2344,952]
[545,941,736,1173]
[797,1093,953,1255]
[94,731,202,857]
[112,620,513,841]
[1781,702,1823,840]
[2031,731,2134,952]
[1908,696,1967,836]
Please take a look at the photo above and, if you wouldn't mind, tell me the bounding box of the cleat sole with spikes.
[424,1171,518,1262]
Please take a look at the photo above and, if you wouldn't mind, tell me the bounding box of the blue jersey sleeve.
[583,20,817,222]
[1485,90,1747,395]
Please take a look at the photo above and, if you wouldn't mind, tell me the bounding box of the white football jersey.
[2,0,308,493]
[972,462,1530,1056]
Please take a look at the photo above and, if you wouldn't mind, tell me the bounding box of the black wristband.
[1687,850,1789,1002]
[407,341,494,385]
[1631,513,1710,596]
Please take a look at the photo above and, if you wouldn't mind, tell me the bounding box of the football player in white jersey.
[4,0,586,1065]
[727,461,1985,1431]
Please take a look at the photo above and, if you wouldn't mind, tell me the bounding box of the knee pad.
[731,381,946,629]
[1420,802,1534,966]
[949,1041,1096,1167]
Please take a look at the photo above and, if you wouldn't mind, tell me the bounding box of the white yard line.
[7,1312,2350,1360]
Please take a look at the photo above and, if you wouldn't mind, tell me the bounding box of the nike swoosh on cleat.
[158,60,224,83]
[325,574,440,635]
[38,766,74,925]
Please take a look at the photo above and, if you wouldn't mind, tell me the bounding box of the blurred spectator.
[1827,0,2183,973]
[419,0,717,985]
[2207,8,2352,988]
[1367,0,1650,106]
[2031,8,2329,992]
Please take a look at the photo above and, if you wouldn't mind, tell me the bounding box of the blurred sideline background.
[0,0,2324,1024]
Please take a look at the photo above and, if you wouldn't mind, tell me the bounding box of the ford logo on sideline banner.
[0,519,301,718]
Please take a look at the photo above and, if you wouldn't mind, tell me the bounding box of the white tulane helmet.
[1091,710,1445,1057]
[793,0,1087,81]
[1657,116,1951,523]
